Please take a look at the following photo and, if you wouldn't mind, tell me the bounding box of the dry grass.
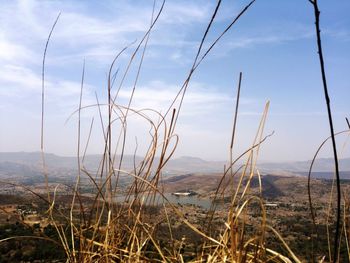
[37,2,298,262]
[2,1,349,263]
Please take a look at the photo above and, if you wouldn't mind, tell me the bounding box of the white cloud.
[115,80,254,117]
[0,38,35,62]
[225,30,314,50]
[0,64,95,115]
[160,2,211,24]
[0,65,41,97]
[325,29,350,42]
[0,0,216,70]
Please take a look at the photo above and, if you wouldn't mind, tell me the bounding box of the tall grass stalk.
[309,1,342,261]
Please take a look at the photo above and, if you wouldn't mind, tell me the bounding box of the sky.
[0,0,349,162]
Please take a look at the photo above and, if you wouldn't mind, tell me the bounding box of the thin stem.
[229,72,242,182]
[309,0,341,261]
[308,130,350,262]
[41,12,60,203]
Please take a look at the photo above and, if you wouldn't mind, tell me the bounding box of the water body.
[115,193,214,210]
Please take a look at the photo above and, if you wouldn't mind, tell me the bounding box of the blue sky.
[0,0,349,162]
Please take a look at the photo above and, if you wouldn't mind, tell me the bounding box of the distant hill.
[298,171,350,180]
[0,152,225,174]
[257,158,350,175]
[1,152,349,180]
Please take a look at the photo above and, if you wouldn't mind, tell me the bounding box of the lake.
[114,193,215,210]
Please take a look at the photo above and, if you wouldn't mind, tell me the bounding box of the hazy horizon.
[1,0,349,163]
[1,150,350,165]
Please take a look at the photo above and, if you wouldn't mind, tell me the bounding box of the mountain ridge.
[1,152,350,177]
